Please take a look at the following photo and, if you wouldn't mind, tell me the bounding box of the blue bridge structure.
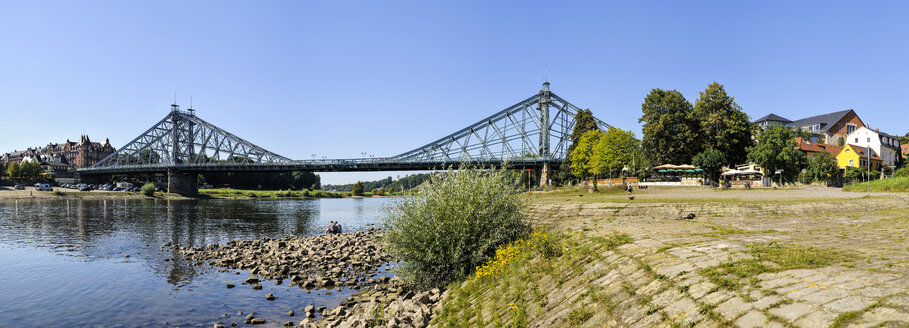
[78,83,610,195]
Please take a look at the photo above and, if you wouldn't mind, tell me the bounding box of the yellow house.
[835,144,883,171]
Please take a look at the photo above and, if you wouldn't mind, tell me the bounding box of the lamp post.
[867,148,871,195]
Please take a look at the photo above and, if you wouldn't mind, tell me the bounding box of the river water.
[0,197,393,328]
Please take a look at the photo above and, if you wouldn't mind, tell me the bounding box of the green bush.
[894,167,909,178]
[383,166,530,288]
[141,183,156,197]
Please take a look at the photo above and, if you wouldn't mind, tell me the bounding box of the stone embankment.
[172,229,442,328]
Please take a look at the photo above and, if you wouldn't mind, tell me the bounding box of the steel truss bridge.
[78,83,609,195]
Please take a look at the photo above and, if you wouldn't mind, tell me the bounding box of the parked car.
[79,185,92,192]
[14,185,25,190]
[36,184,53,191]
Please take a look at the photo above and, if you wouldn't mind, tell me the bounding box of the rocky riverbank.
[171,229,443,327]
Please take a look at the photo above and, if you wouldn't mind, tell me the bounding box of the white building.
[845,127,903,168]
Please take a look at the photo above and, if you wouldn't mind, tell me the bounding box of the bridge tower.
[538,82,551,186]
[166,103,198,196]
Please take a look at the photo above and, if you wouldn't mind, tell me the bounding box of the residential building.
[793,137,830,161]
[62,135,115,168]
[753,114,795,130]
[844,127,902,168]
[793,109,864,145]
[836,144,882,171]
[3,135,115,169]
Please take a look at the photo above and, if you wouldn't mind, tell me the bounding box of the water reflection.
[0,198,388,327]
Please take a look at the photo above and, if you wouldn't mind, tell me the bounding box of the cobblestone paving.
[528,189,909,328]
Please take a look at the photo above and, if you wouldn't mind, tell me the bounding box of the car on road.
[14,185,25,190]
[36,184,53,191]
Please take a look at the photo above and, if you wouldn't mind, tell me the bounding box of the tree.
[746,126,806,184]
[7,162,19,179]
[569,130,602,189]
[639,89,700,165]
[803,153,839,184]
[692,149,725,184]
[351,181,364,196]
[0,162,6,177]
[897,132,909,145]
[591,127,638,180]
[555,108,600,184]
[693,82,754,166]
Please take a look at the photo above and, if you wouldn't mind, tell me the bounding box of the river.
[0,197,393,327]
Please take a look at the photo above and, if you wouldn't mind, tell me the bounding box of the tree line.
[556,81,896,186]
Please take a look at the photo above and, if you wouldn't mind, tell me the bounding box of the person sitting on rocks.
[335,221,343,234]
[325,221,338,234]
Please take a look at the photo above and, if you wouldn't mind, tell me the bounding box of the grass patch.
[567,307,593,326]
[701,243,846,290]
[843,177,909,193]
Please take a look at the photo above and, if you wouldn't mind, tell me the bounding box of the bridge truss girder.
[391,90,609,164]
[90,108,291,170]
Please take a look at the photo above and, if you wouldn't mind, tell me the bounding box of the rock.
[123,254,129,257]
[214,324,225,328]
[253,284,262,290]
[226,284,235,289]
[266,293,276,300]
[250,318,265,325]
[287,310,294,316]
[245,277,259,284]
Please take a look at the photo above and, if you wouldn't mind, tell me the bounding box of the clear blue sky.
[2,1,907,184]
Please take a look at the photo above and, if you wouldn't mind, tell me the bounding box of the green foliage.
[383,166,530,288]
[692,149,725,182]
[6,162,20,179]
[803,153,839,183]
[693,82,754,166]
[198,171,320,190]
[351,181,364,196]
[843,177,909,192]
[639,89,700,165]
[893,167,909,178]
[323,174,431,192]
[591,127,638,179]
[141,183,156,197]
[569,130,601,185]
[567,307,593,326]
[0,162,6,177]
[558,109,601,184]
[746,126,806,183]
[844,166,878,181]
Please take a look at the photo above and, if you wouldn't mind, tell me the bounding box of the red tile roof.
[820,144,844,157]
[903,144,909,156]
[793,137,826,152]
[846,144,882,161]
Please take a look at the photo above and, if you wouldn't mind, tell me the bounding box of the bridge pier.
[539,163,551,186]
[167,169,198,197]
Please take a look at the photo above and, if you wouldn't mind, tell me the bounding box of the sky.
[1,1,907,184]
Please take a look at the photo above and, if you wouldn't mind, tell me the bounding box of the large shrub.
[383,167,530,288]
[141,183,156,197]
[894,167,909,178]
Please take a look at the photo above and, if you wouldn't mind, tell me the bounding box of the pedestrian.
[325,221,336,234]
[335,221,343,234]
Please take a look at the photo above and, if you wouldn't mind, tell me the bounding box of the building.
[836,144,882,171]
[903,144,909,162]
[62,135,115,168]
[2,135,115,169]
[793,137,831,160]
[753,114,795,130]
[844,127,902,168]
[793,109,864,145]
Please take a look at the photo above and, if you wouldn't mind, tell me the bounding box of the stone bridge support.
[167,169,198,197]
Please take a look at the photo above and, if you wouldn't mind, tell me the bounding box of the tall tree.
[591,127,638,180]
[693,82,754,166]
[556,108,600,184]
[746,126,806,183]
[569,130,601,189]
[639,89,700,166]
[803,152,839,183]
[692,148,725,184]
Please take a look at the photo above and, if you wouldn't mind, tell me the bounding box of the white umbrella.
[740,168,762,175]
[721,169,742,176]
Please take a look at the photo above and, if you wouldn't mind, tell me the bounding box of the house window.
[849,159,854,166]
[847,124,856,134]
[855,138,858,143]
[867,137,871,142]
